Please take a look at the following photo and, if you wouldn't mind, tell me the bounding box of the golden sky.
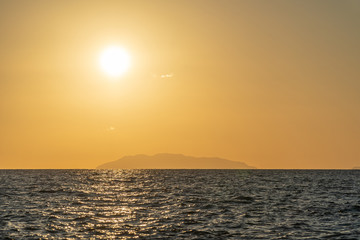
[1,1,359,169]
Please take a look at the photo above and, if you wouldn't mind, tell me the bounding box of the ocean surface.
[0,170,360,239]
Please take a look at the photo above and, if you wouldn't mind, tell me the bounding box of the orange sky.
[1,1,359,169]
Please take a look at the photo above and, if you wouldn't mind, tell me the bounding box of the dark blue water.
[0,170,360,239]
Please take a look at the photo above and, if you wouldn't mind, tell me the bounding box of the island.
[97,153,256,169]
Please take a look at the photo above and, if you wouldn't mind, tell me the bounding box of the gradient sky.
[1,0,359,169]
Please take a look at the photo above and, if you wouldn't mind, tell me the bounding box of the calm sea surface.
[0,170,360,239]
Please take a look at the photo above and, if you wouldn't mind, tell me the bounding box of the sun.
[99,46,131,77]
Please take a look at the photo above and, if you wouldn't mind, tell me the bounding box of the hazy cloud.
[106,126,115,131]
[160,73,173,78]
[152,73,174,79]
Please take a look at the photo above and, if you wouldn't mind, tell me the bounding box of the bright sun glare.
[99,46,130,77]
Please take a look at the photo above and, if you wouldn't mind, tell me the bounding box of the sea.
[0,170,359,239]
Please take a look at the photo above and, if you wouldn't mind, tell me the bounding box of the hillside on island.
[97,153,256,169]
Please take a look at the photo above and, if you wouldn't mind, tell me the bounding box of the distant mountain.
[97,153,256,169]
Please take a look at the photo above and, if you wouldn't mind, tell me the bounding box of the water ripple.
[1,169,360,239]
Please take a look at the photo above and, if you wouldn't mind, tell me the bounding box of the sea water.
[0,170,359,239]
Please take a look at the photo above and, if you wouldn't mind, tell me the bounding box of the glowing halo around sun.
[99,46,131,77]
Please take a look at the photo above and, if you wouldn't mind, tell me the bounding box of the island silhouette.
[97,153,256,169]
